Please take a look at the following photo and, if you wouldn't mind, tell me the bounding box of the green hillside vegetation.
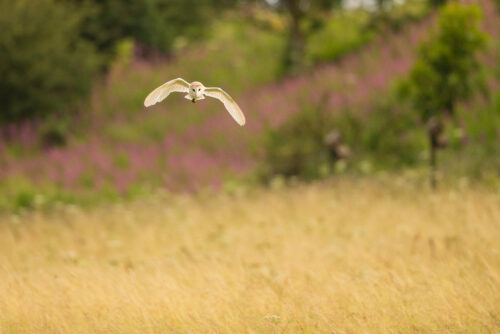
[0,0,499,212]
[261,2,499,186]
[0,0,100,124]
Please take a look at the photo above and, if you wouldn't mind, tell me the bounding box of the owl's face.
[189,82,205,99]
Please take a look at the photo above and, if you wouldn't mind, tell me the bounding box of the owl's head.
[189,81,205,98]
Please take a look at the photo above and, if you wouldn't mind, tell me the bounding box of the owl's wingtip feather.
[144,94,157,108]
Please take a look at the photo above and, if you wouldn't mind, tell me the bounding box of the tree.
[402,2,487,188]
[0,0,100,124]
[281,0,307,74]
[428,0,446,7]
[64,0,237,64]
[265,0,341,74]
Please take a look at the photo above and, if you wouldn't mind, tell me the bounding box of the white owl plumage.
[144,78,246,126]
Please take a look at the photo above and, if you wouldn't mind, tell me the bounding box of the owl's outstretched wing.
[144,78,190,107]
[204,87,246,126]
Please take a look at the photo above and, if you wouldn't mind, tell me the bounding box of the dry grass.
[0,180,499,333]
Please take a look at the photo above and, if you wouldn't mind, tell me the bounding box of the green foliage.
[0,174,138,212]
[401,2,487,121]
[339,103,426,167]
[113,153,130,170]
[305,0,429,64]
[65,0,235,62]
[435,92,500,182]
[427,0,446,7]
[260,88,500,185]
[260,101,424,182]
[261,101,338,181]
[101,17,285,123]
[462,93,500,147]
[306,11,373,63]
[39,119,70,148]
[0,176,63,212]
[0,0,99,124]
[178,19,286,94]
[369,0,430,31]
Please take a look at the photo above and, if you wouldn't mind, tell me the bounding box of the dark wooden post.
[427,117,445,190]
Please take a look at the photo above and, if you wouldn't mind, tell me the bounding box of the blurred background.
[0,0,499,211]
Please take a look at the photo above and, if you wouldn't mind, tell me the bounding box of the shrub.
[403,3,486,121]
[64,0,234,62]
[259,91,434,183]
[400,2,487,187]
[369,0,430,31]
[39,120,69,148]
[0,0,100,124]
[305,0,429,65]
[428,0,446,7]
[306,11,372,63]
[447,92,500,179]
[336,101,426,168]
[260,99,341,181]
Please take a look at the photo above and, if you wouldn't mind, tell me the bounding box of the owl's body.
[144,78,246,126]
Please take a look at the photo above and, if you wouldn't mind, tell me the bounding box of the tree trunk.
[429,132,437,190]
[282,0,305,74]
[427,117,444,190]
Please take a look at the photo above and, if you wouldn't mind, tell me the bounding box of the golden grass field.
[0,180,499,333]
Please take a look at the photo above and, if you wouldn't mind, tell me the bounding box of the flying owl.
[144,78,246,126]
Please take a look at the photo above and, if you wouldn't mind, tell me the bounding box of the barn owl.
[144,78,246,126]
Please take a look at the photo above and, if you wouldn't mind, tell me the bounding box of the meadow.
[1,1,499,332]
[1,180,499,333]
